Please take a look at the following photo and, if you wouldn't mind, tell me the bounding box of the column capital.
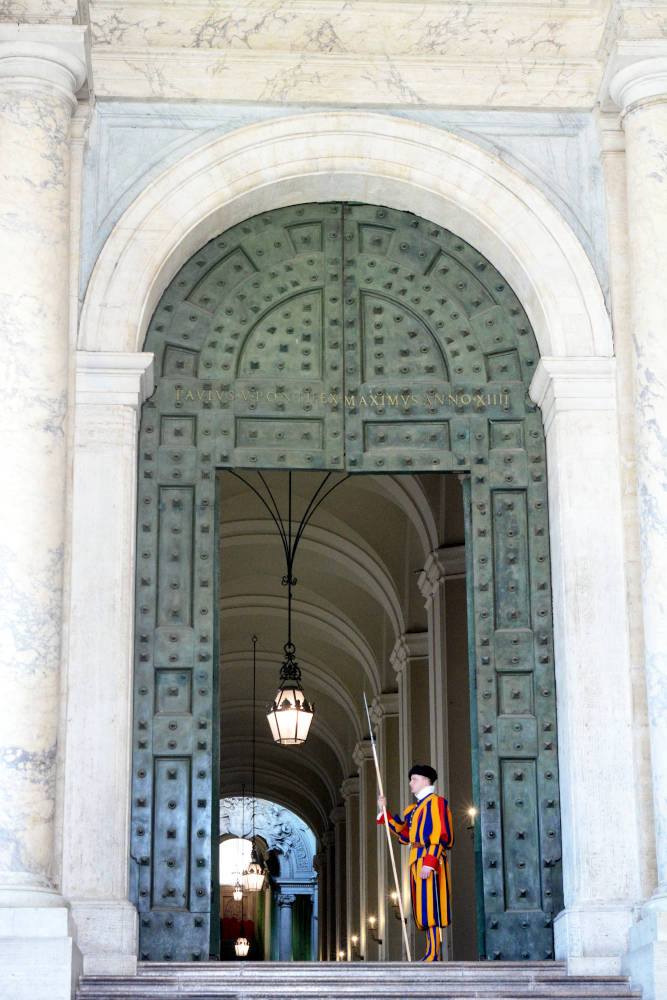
[329,806,346,826]
[369,692,399,726]
[417,545,465,602]
[276,892,296,907]
[417,548,445,601]
[322,829,335,849]
[340,776,359,800]
[0,25,87,105]
[76,351,155,409]
[352,739,374,768]
[529,357,617,435]
[390,632,428,677]
[601,42,667,115]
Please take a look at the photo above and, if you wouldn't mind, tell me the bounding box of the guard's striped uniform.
[379,793,454,960]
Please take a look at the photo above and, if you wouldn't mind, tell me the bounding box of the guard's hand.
[377,795,387,810]
[420,866,434,880]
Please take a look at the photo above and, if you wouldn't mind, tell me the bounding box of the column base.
[0,904,81,1000]
[69,899,138,974]
[621,896,667,1000]
[554,903,634,975]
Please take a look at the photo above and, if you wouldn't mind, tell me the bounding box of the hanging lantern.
[242,844,266,892]
[266,642,314,745]
[234,928,250,958]
[232,878,243,902]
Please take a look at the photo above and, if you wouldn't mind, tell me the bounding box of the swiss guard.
[377,764,454,962]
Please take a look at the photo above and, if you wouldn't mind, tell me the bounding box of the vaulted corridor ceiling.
[217,471,464,834]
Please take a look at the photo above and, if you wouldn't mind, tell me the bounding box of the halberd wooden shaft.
[363,692,412,962]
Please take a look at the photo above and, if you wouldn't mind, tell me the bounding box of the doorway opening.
[217,795,317,960]
[130,201,563,963]
[217,469,476,961]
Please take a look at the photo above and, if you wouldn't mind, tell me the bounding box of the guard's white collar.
[415,784,435,801]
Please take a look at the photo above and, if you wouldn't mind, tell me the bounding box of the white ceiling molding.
[219,651,364,747]
[221,595,382,692]
[219,519,405,636]
[349,475,439,557]
[219,694,350,775]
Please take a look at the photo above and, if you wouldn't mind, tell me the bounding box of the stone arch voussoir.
[79,112,612,361]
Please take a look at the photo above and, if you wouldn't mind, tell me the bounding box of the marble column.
[353,739,378,961]
[389,634,430,785]
[341,776,360,961]
[313,851,326,960]
[323,829,336,961]
[597,111,657,904]
[310,887,318,961]
[329,806,347,959]
[370,693,401,960]
[0,24,86,1000]
[608,50,667,1000]
[277,893,296,961]
[529,359,642,975]
[61,352,154,974]
[389,632,428,961]
[417,552,449,788]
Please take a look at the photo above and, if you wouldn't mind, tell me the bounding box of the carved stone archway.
[66,114,638,976]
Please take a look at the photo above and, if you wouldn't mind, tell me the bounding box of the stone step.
[76,962,641,1000]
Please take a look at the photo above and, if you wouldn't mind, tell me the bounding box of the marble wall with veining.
[85,0,606,105]
[89,1,603,57]
[79,104,610,311]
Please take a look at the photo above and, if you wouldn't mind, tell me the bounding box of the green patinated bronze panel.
[131,202,562,962]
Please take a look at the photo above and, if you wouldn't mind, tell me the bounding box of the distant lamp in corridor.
[266,642,314,746]
[390,890,404,921]
[232,878,243,902]
[466,806,477,839]
[350,934,362,960]
[234,927,250,958]
[368,914,382,945]
[338,950,346,961]
[242,847,266,892]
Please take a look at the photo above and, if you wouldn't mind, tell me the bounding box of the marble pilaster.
[276,893,296,961]
[417,552,449,790]
[370,694,401,960]
[352,739,379,961]
[607,50,667,1000]
[323,829,336,961]
[0,24,86,1000]
[329,806,347,959]
[597,111,657,905]
[313,851,327,961]
[341,776,360,961]
[389,632,428,960]
[529,357,642,975]
[61,352,154,974]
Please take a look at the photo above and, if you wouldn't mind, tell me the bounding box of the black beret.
[409,764,437,783]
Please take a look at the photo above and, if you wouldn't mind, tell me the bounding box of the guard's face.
[409,773,432,795]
